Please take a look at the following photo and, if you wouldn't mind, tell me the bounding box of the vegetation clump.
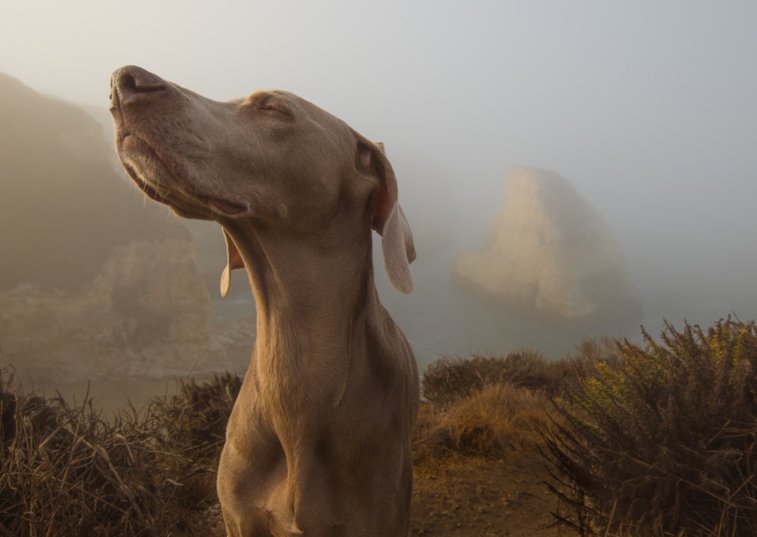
[4,318,757,536]
[0,370,239,537]
[545,318,757,537]
[421,350,569,408]
[414,351,566,463]
[415,383,550,459]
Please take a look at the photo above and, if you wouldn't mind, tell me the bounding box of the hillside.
[0,72,182,292]
[0,74,257,385]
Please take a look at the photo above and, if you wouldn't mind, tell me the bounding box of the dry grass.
[413,343,621,464]
[4,321,756,537]
[414,383,554,461]
[0,368,238,537]
[421,351,571,408]
[413,351,573,466]
[0,349,563,536]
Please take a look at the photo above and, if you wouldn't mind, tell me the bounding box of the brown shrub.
[0,368,238,537]
[414,383,554,461]
[158,373,241,460]
[421,350,569,407]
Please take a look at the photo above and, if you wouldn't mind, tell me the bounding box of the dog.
[110,65,419,537]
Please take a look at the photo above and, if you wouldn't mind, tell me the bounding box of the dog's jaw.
[110,73,250,220]
[114,127,249,219]
[207,197,249,216]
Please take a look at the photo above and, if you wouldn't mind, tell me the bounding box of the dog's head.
[109,65,415,294]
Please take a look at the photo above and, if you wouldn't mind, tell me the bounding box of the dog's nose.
[110,65,167,107]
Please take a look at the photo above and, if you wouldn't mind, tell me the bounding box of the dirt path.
[201,449,571,536]
[411,450,570,537]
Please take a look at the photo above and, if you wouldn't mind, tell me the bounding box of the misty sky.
[2,0,757,329]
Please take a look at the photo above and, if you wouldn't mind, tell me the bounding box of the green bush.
[544,318,757,536]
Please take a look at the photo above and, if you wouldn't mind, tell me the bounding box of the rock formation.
[2,237,213,378]
[454,167,641,323]
[0,233,255,383]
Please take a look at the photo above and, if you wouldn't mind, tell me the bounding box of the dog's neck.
[220,215,378,384]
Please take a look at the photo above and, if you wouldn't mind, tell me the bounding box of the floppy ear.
[220,228,245,298]
[353,132,416,294]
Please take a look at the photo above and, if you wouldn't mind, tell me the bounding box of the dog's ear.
[220,229,245,298]
[354,133,416,294]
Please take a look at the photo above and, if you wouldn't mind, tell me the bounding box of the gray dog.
[110,65,419,537]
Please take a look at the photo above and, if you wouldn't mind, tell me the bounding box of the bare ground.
[411,450,568,537]
[199,449,569,537]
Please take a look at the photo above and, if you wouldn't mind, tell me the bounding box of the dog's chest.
[252,345,351,420]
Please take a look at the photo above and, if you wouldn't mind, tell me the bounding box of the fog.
[2,1,757,403]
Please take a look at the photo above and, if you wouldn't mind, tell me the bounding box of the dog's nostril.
[122,73,139,94]
[134,77,166,93]
[117,70,167,101]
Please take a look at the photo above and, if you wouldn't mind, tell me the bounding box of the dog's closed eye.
[245,91,291,117]
[260,101,290,116]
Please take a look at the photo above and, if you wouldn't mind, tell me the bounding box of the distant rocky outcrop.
[0,234,255,383]
[4,237,205,378]
[454,167,642,324]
